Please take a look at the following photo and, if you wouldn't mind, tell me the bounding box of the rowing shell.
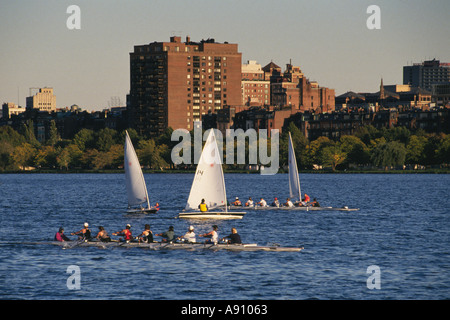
[45,241,303,252]
[230,205,359,212]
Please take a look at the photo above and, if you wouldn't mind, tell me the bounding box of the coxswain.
[199,199,208,212]
[138,224,153,243]
[113,224,133,242]
[55,227,70,242]
[199,225,219,245]
[221,227,242,244]
[71,222,92,241]
[96,226,111,242]
[155,226,175,243]
[178,225,196,243]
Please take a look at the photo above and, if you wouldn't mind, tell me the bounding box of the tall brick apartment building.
[127,36,242,137]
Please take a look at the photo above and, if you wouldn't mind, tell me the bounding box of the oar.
[62,239,84,250]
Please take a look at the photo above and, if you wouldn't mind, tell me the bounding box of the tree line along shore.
[0,121,449,173]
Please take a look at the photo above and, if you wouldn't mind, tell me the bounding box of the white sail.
[124,130,150,208]
[288,132,302,201]
[185,130,227,211]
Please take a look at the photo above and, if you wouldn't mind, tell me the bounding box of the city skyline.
[1,0,449,112]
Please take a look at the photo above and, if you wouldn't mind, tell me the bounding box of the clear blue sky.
[1,0,449,111]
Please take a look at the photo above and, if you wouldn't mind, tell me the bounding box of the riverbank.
[1,168,449,174]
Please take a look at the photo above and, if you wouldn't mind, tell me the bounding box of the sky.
[1,0,449,111]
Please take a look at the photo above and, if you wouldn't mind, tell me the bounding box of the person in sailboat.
[245,197,254,207]
[232,197,242,206]
[199,225,219,245]
[284,198,294,208]
[113,224,133,242]
[55,227,71,242]
[310,198,321,207]
[153,202,160,211]
[198,199,208,212]
[96,226,111,242]
[137,224,153,243]
[221,227,242,244]
[71,223,92,241]
[155,226,175,243]
[271,197,280,207]
[178,225,196,243]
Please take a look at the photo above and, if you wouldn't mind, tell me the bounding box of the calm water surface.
[0,173,448,300]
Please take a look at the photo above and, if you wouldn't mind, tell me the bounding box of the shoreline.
[1,169,448,174]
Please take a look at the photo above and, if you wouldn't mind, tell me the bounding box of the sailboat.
[124,130,158,214]
[288,132,302,203]
[178,130,246,219]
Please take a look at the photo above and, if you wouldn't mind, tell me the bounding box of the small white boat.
[124,130,158,214]
[178,130,246,220]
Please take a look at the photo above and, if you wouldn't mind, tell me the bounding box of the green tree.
[319,145,347,171]
[46,120,60,146]
[406,135,428,165]
[12,143,36,170]
[339,135,370,167]
[96,128,117,152]
[371,141,407,170]
[73,129,95,151]
[437,134,450,164]
[35,145,58,168]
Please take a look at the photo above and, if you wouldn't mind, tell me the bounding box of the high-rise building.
[241,60,270,106]
[403,59,450,91]
[26,88,56,112]
[127,36,242,137]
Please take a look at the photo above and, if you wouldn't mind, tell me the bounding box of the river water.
[0,173,448,301]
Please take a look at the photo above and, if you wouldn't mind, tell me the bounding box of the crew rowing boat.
[41,241,303,252]
[229,205,359,212]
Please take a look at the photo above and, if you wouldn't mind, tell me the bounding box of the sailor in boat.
[199,225,219,245]
[284,198,294,208]
[271,197,280,208]
[221,228,242,244]
[310,198,321,207]
[232,197,242,206]
[137,224,153,243]
[153,202,160,211]
[297,194,311,207]
[112,224,133,242]
[95,226,111,242]
[71,222,92,241]
[177,225,196,243]
[55,227,70,242]
[257,197,268,207]
[155,226,175,243]
[245,197,254,207]
[198,199,208,212]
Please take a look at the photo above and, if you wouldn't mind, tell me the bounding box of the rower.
[96,226,111,242]
[245,197,254,207]
[113,224,133,242]
[271,197,280,207]
[178,225,196,243]
[311,198,321,207]
[155,226,175,243]
[198,199,208,212]
[199,225,219,245]
[71,222,92,241]
[55,227,70,242]
[257,197,267,207]
[137,224,153,243]
[232,197,242,206]
[284,198,294,208]
[221,227,242,244]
